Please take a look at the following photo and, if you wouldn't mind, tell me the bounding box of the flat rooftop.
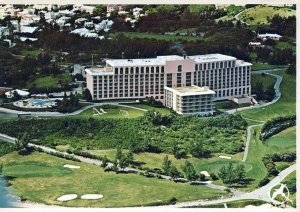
[106,54,239,67]
[165,85,215,96]
[85,67,113,76]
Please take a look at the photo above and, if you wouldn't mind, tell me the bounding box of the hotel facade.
[85,54,252,115]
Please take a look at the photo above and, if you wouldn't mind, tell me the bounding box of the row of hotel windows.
[111,64,250,75]
[195,61,237,71]
[92,86,250,100]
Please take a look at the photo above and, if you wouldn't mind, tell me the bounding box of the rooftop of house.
[165,85,216,96]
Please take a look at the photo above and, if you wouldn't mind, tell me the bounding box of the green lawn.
[112,32,202,42]
[251,72,277,91]
[27,74,72,89]
[77,105,146,119]
[239,5,295,25]
[122,103,172,115]
[0,152,228,207]
[251,63,288,71]
[20,49,42,57]
[239,71,296,121]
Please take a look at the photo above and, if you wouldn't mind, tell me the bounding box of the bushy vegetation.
[0,113,247,157]
[262,152,295,177]
[218,162,247,186]
[0,140,15,157]
[260,116,296,140]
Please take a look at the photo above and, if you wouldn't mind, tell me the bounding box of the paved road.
[242,123,264,162]
[162,164,296,208]
[0,102,147,117]
[234,8,250,26]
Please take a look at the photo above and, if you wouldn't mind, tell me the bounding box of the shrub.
[258,176,270,187]
[210,173,218,181]
[199,174,206,181]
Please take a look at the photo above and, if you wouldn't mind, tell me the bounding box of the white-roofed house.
[5,89,30,99]
[257,33,282,41]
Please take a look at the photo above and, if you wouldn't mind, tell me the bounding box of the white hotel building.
[85,54,252,115]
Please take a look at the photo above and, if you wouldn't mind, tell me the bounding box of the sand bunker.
[81,194,104,200]
[200,171,210,177]
[57,194,77,201]
[219,155,232,159]
[63,164,80,169]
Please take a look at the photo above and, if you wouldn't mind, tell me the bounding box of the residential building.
[107,5,125,13]
[257,33,282,41]
[85,53,252,114]
[164,85,215,115]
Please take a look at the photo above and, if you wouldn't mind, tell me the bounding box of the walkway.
[0,102,147,117]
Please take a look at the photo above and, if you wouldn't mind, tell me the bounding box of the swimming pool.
[32,99,55,105]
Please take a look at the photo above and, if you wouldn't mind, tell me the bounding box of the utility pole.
[122,52,124,59]
[138,51,140,59]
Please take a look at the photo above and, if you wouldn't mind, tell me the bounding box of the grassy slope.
[251,73,277,90]
[239,70,296,121]
[239,6,295,25]
[27,74,72,89]
[77,105,145,119]
[122,104,172,115]
[0,152,228,207]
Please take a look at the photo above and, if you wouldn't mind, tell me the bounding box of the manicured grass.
[276,41,296,51]
[20,49,42,57]
[239,5,295,25]
[251,72,277,91]
[244,125,296,190]
[122,103,172,115]
[0,152,228,207]
[264,126,296,153]
[27,74,72,89]
[239,70,296,121]
[77,105,145,119]
[251,63,288,71]
[191,199,267,208]
[112,32,202,42]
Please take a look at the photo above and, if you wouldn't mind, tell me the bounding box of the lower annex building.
[85,54,252,115]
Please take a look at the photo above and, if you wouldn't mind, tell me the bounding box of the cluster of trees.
[261,152,295,184]
[260,115,296,140]
[256,47,294,65]
[218,163,247,185]
[252,80,275,102]
[112,147,134,170]
[0,113,247,157]
[57,93,80,113]
[270,15,296,37]
[162,155,182,179]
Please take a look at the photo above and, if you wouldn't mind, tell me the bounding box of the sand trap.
[219,155,232,159]
[64,164,80,169]
[57,194,77,201]
[200,171,210,177]
[81,194,104,200]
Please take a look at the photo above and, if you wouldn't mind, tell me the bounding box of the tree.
[181,161,197,181]
[12,91,21,101]
[218,163,246,185]
[125,150,134,165]
[15,132,30,152]
[101,155,109,168]
[162,155,172,175]
[189,139,208,158]
[115,147,123,161]
[83,88,93,101]
[235,164,246,182]
[286,59,296,75]
[169,165,180,179]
